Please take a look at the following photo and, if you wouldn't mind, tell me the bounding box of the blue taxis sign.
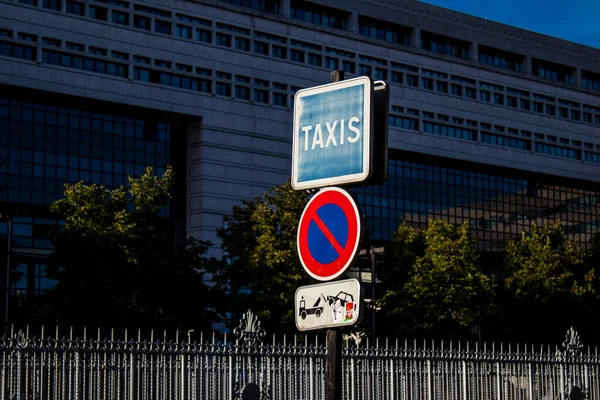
[291,77,373,190]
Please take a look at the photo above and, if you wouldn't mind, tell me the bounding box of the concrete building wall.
[1,0,600,244]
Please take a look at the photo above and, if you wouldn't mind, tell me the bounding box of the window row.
[8,0,597,91]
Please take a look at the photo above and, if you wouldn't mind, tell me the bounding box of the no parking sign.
[297,187,363,281]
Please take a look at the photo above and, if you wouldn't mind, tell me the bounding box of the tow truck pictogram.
[298,294,328,320]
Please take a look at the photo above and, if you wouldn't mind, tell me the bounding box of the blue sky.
[420,0,600,49]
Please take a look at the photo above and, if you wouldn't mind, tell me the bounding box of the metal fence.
[1,311,599,400]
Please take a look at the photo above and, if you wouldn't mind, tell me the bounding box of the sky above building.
[421,0,600,49]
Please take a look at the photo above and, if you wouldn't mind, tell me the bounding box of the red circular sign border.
[297,187,362,281]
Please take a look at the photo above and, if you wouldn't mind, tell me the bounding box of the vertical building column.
[281,0,291,17]
[470,41,478,62]
[411,27,421,49]
[350,10,359,34]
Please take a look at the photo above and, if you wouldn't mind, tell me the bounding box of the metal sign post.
[291,69,389,400]
[327,70,344,400]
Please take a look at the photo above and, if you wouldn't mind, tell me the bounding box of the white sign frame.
[295,279,363,331]
[291,76,373,190]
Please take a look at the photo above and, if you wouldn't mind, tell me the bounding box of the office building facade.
[2,0,600,298]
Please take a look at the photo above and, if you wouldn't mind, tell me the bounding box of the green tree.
[502,220,594,342]
[212,182,310,334]
[47,166,218,331]
[378,220,495,339]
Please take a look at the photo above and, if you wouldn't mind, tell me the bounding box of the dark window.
[481,132,531,150]
[341,60,355,74]
[133,4,171,17]
[235,85,250,100]
[17,33,37,42]
[582,70,600,91]
[421,78,433,90]
[134,15,151,30]
[273,92,287,107]
[436,81,448,93]
[308,53,321,67]
[42,0,61,10]
[42,37,61,47]
[216,33,231,47]
[112,10,129,25]
[291,0,349,30]
[176,25,192,39]
[0,40,36,61]
[66,0,84,15]
[532,58,575,84]
[254,41,268,55]
[216,82,231,96]
[358,15,411,45]
[389,115,418,131]
[464,87,476,99]
[290,49,304,63]
[421,31,469,59]
[235,37,250,51]
[217,0,280,14]
[89,5,108,20]
[196,29,211,43]
[406,74,418,87]
[272,45,286,59]
[450,84,462,96]
[176,13,212,26]
[254,89,268,103]
[155,20,171,35]
[478,45,524,73]
[480,90,490,102]
[66,42,84,51]
[390,71,402,83]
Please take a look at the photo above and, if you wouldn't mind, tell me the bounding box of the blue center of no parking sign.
[307,203,348,264]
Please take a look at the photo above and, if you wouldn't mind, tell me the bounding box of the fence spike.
[125,328,128,342]
[315,334,318,347]
[26,324,29,336]
[283,334,286,347]
[55,325,59,340]
[41,325,44,340]
[164,329,167,342]
[111,328,114,342]
[211,331,215,345]
[272,333,276,347]
[138,329,141,343]
[151,329,154,342]
[200,331,203,343]
[83,326,86,341]
[223,331,226,345]
[70,326,73,341]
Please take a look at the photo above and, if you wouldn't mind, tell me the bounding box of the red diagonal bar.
[312,212,345,256]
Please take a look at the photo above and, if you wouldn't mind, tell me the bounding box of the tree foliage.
[501,220,599,342]
[212,182,310,334]
[46,166,217,331]
[378,220,495,339]
[504,220,592,301]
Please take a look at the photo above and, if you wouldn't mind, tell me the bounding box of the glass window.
[112,10,129,25]
[89,5,108,20]
[216,33,231,47]
[66,0,85,15]
[133,15,151,30]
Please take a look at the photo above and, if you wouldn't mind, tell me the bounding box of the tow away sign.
[295,279,363,331]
